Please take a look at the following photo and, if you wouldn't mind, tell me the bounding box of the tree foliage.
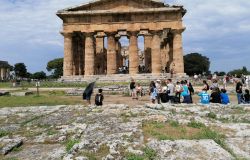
[31,71,47,80]
[14,63,27,78]
[184,53,210,76]
[47,58,63,78]
[228,66,250,77]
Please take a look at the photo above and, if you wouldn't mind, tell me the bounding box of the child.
[95,89,104,106]
[198,89,210,104]
[220,89,230,105]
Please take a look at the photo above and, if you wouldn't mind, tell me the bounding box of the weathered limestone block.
[147,140,234,160]
[0,136,23,155]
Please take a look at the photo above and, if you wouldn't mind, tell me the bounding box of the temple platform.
[59,73,187,82]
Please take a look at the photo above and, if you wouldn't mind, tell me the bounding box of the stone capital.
[84,32,95,37]
[61,32,73,38]
[127,31,139,39]
[171,28,186,35]
[105,32,117,37]
[150,30,162,36]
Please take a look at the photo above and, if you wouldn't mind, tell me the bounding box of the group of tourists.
[147,79,195,104]
[130,77,250,105]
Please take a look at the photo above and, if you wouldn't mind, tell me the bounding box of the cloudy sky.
[0,0,250,74]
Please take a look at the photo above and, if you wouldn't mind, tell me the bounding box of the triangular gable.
[58,0,168,13]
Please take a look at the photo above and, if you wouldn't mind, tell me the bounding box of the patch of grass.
[143,147,157,160]
[187,120,206,129]
[47,129,58,136]
[125,153,144,160]
[65,139,80,152]
[169,120,180,127]
[207,112,217,119]
[0,92,83,108]
[143,120,240,159]
[0,130,9,138]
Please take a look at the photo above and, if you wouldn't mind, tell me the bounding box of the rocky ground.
[0,103,249,160]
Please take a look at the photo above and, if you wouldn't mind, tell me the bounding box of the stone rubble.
[0,104,249,160]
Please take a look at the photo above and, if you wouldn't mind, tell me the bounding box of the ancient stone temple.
[0,61,11,80]
[57,0,186,79]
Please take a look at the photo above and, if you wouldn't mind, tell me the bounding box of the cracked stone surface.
[0,104,249,160]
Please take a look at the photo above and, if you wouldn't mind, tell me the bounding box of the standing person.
[149,81,157,104]
[175,81,182,103]
[166,79,175,103]
[95,89,104,106]
[83,82,95,105]
[220,89,230,105]
[210,88,221,104]
[155,80,162,104]
[186,80,194,103]
[180,80,191,103]
[235,79,243,104]
[130,79,137,100]
[198,89,210,104]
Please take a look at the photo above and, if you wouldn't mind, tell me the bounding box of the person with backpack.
[95,89,104,106]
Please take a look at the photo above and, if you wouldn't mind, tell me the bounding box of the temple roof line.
[57,0,168,13]
[57,7,182,15]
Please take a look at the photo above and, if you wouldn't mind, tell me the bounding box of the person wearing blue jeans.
[235,79,243,104]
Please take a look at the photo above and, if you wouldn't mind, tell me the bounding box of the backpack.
[95,94,102,105]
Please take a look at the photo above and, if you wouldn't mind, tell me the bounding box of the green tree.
[228,66,250,77]
[184,53,210,76]
[14,63,27,78]
[31,71,47,80]
[46,58,63,78]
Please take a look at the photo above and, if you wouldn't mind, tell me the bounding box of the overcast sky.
[0,0,250,74]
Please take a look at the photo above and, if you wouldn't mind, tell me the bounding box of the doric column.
[144,35,152,73]
[161,42,170,72]
[84,33,95,75]
[128,31,139,75]
[79,34,85,76]
[151,31,162,75]
[107,33,117,74]
[172,29,185,74]
[95,37,104,74]
[63,33,73,76]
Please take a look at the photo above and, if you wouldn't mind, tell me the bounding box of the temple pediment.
[58,0,168,13]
